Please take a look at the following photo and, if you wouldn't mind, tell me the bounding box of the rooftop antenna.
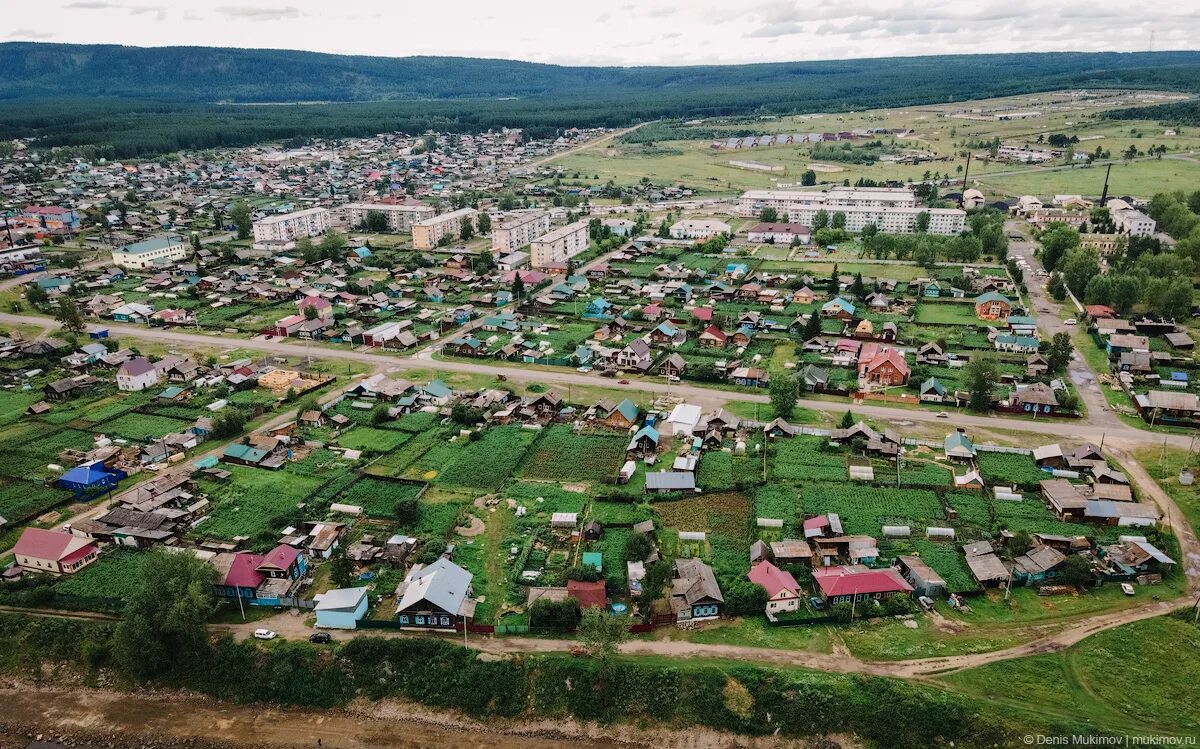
[1099,163,1113,206]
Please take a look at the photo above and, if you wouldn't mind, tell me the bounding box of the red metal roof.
[13,528,90,561]
[747,560,800,598]
[567,579,607,610]
[258,544,300,572]
[59,543,97,566]
[223,552,266,588]
[813,566,913,597]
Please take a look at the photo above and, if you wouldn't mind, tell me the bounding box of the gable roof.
[747,560,800,598]
[397,557,473,616]
[13,528,94,562]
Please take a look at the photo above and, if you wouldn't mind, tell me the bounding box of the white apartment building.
[669,219,731,241]
[110,234,189,270]
[252,207,332,243]
[738,186,962,236]
[412,208,478,250]
[342,202,435,232]
[491,210,551,254]
[1107,200,1157,237]
[530,220,590,268]
[737,186,919,217]
[787,205,965,236]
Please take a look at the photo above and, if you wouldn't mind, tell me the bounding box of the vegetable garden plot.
[54,550,146,600]
[434,426,537,490]
[519,425,627,482]
[752,485,801,531]
[771,437,848,483]
[975,452,1049,490]
[336,425,413,453]
[589,501,652,526]
[338,477,422,518]
[801,484,944,537]
[991,497,1095,538]
[99,413,193,441]
[696,451,734,491]
[0,479,74,523]
[195,465,324,541]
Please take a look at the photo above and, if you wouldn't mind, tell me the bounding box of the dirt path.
[0,682,820,749]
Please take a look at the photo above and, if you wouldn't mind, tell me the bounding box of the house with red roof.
[859,346,910,387]
[566,579,608,610]
[691,306,714,323]
[812,565,913,605]
[747,560,803,614]
[297,295,334,321]
[213,544,308,605]
[12,528,100,575]
[698,325,728,348]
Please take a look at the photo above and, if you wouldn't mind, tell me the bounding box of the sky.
[6,0,1200,66]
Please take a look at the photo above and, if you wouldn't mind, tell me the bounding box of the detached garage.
[314,587,370,629]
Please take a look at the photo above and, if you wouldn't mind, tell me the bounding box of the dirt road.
[0,683,809,749]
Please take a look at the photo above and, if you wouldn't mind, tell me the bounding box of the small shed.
[314,587,370,629]
[551,512,579,529]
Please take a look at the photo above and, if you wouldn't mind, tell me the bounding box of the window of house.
[415,616,425,625]
[398,615,409,624]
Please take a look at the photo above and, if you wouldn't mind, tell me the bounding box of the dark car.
[309,632,332,644]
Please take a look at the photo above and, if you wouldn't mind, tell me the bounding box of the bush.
[529,598,580,630]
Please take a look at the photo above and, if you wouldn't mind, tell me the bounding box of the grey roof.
[1014,546,1066,575]
[673,557,723,605]
[645,471,696,491]
[396,557,473,616]
[965,552,1009,582]
[315,586,369,612]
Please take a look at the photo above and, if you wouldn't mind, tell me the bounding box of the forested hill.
[4,43,1200,104]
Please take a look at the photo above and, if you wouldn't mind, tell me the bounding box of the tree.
[965,357,1000,411]
[319,231,345,257]
[812,209,830,231]
[211,410,246,438]
[1056,555,1093,588]
[1060,247,1100,295]
[802,311,823,340]
[1047,274,1067,301]
[801,169,817,187]
[25,283,49,306]
[459,215,475,241]
[656,219,670,238]
[624,532,653,562]
[831,211,847,230]
[769,373,799,419]
[1158,277,1194,320]
[190,233,202,253]
[577,607,628,662]
[759,207,778,223]
[364,210,389,232]
[1009,531,1034,558]
[723,581,769,616]
[914,211,931,233]
[850,272,866,300]
[1039,223,1081,272]
[228,201,252,240]
[839,410,856,429]
[329,552,355,589]
[394,495,419,525]
[861,223,878,240]
[1047,332,1073,374]
[54,296,86,334]
[114,551,216,680]
[530,598,580,630]
[477,212,492,235]
[511,274,525,301]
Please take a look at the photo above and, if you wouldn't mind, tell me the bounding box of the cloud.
[127,5,167,20]
[215,6,302,21]
[7,28,55,39]
[62,1,122,7]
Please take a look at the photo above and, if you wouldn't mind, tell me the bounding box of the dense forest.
[1102,100,1200,125]
[3,44,1200,158]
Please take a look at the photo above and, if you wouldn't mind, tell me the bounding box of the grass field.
[196,465,324,541]
[913,303,987,327]
[976,157,1200,200]
[336,425,412,453]
[99,412,192,441]
[938,615,1200,737]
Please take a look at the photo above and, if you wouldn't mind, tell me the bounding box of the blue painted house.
[215,545,308,605]
[314,587,370,629]
[584,297,614,318]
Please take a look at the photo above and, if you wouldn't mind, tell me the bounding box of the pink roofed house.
[747,560,802,614]
[298,295,334,320]
[11,528,99,575]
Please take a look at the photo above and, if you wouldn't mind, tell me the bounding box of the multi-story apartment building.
[491,210,551,254]
[252,207,332,243]
[530,220,590,268]
[341,202,436,233]
[110,234,189,270]
[411,208,478,250]
[738,186,919,217]
[739,187,963,236]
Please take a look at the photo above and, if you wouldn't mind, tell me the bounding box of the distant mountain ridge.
[3,43,1200,104]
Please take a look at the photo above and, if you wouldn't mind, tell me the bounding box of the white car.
[1063,318,1077,326]
[253,628,278,640]
[1121,583,1135,596]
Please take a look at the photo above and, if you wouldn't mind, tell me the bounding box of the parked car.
[936,411,949,418]
[918,596,934,611]
[1063,318,1077,326]
[618,379,631,385]
[809,596,826,610]
[1121,583,1136,596]
[253,629,277,640]
[309,632,333,644]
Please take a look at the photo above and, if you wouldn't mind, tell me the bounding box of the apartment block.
[529,220,590,268]
[342,202,436,232]
[252,207,332,243]
[737,186,918,217]
[412,208,479,250]
[786,205,965,235]
[669,219,731,240]
[491,210,551,254]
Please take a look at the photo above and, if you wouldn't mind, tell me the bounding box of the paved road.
[0,310,1190,448]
